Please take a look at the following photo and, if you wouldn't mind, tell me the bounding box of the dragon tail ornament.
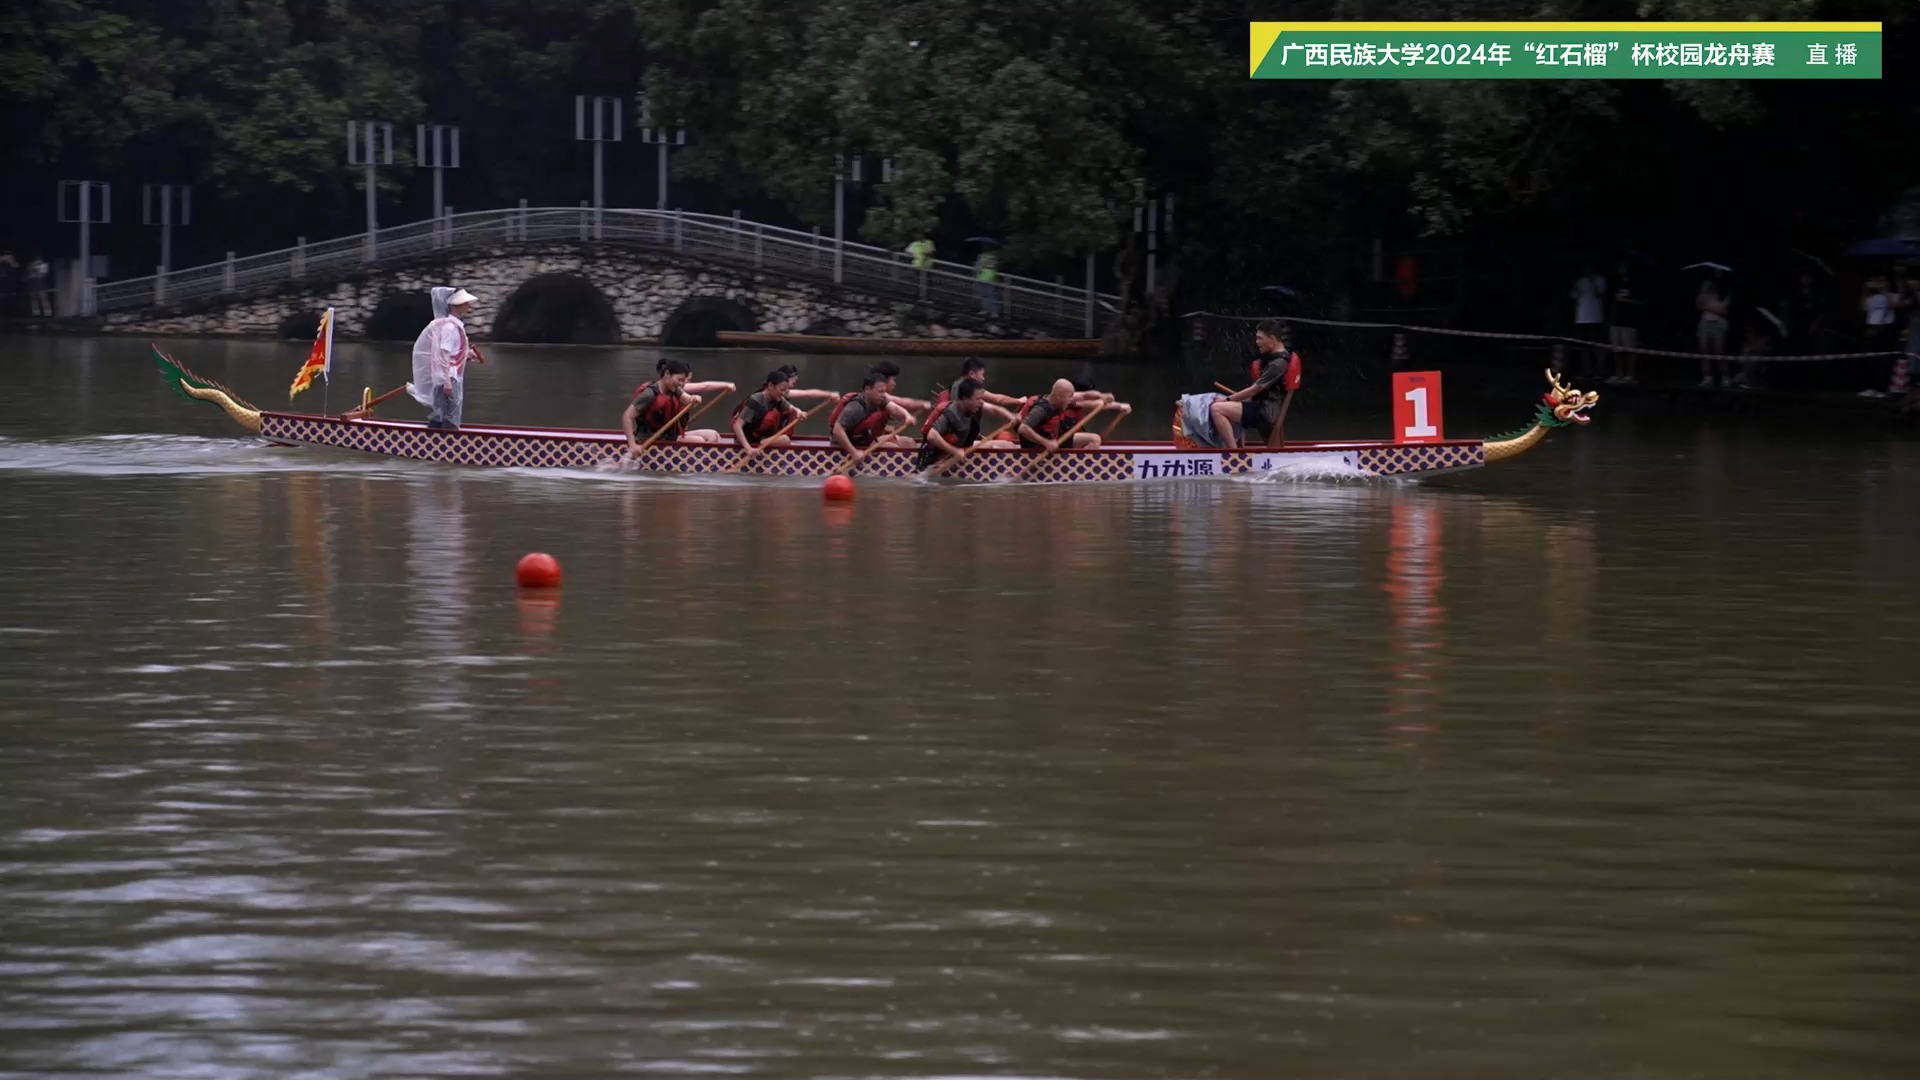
[152,346,264,433]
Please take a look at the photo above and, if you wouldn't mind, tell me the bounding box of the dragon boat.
[153,348,1597,483]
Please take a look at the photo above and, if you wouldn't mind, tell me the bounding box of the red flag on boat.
[289,307,334,401]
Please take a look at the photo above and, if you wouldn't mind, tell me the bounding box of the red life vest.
[831,392,893,448]
[1249,351,1303,396]
[734,395,792,439]
[827,392,853,431]
[920,388,953,436]
[1017,399,1086,446]
[631,381,687,433]
[1017,398,1065,439]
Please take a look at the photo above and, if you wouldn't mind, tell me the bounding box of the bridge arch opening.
[493,273,622,344]
[661,296,758,348]
[277,309,328,340]
[363,291,436,341]
[801,317,851,337]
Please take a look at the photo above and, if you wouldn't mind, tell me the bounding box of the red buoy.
[515,552,562,588]
[822,475,856,502]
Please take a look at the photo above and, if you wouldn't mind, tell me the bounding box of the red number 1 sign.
[1391,371,1444,443]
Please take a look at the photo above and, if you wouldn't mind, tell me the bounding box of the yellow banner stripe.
[1249,23,1285,76]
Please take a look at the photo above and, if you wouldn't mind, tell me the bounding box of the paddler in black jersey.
[919,357,1029,440]
[916,377,1019,471]
[731,368,804,450]
[1016,379,1112,451]
[621,359,735,450]
[1209,319,1302,448]
[829,371,916,467]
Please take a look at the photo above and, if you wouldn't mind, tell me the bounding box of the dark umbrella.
[1842,237,1920,258]
[964,236,1001,247]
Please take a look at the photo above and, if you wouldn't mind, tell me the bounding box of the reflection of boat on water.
[407,477,469,716]
[153,348,1599,485]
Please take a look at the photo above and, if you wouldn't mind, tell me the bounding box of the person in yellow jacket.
[974,247,1000,318]
[906,236,934,271]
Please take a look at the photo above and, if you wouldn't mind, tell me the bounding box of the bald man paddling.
[1018,379,1112,451]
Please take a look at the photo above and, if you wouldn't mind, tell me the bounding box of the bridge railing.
[91,207,1119,335]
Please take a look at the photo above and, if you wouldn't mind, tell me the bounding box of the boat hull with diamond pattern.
[253,412,1489,482]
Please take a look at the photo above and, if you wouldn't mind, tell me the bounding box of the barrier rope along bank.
[1181,310,1919,366]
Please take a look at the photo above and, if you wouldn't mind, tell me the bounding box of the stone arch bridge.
[93,208,1113,346]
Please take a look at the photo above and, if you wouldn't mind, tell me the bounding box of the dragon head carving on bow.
[1542,369,1600,427]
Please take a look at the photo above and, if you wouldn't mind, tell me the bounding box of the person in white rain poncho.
[409,287,482,429]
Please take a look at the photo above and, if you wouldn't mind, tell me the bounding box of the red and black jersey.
[629,381,688,436]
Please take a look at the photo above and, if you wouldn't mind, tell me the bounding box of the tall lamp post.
[576,95,622,240]
[636,93,686,210]
[416,124,461,247]
[57,180,111,316]
[831,155,892,286]
[142,184,190,303]
[1133,189,1173,299]
[347,120,396,261]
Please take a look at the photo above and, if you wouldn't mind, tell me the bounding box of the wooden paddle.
[1012,402,1106,482]
[830,407,923,477]
[342,384,410,420]
[627,391,731,463]
[723,399,832,474]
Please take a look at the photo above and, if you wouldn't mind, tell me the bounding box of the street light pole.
[142,184,190,302]
[575,95,623,240]
[416,124,461,247]
[347,120,395,261]
[636,93,688,210]
[58,180,111,316]
[832,154,870,286]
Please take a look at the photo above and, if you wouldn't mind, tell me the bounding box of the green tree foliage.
[634,0,1212,262]
[1,0,1911,302]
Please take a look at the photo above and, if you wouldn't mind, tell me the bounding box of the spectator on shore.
[1607,260,1643,385]
[974,245,1001,318]
[1859,274,1901,398]
[0,250,17,317]
[1696,273,1732,387]
[1901,277,1920,413]
[1783,271,1827,354]
[1569,264,1608,376]
[25,256,51,317]
[1735,316,1779,391]
[906,236,934,271]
